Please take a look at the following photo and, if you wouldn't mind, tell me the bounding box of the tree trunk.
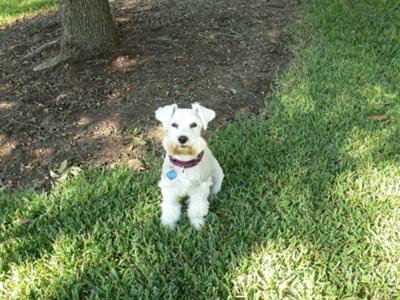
[34,0,117,71]
[60,0,117,56]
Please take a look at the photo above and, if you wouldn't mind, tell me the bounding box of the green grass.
[1,0,400,298]
[0,0,57,26]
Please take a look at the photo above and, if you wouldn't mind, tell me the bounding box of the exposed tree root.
[24,39,59,59]
[33,52,71,71]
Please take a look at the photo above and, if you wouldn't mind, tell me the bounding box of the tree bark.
[34,0,117,71]
[60,0,117,56]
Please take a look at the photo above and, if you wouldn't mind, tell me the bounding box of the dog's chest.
[167,168,212,196]
[160,151,215,195]
[161,161,212,193]
[167,167,204,186]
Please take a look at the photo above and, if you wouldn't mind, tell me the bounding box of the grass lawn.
[0,0,57,26]
[1,0,400,298]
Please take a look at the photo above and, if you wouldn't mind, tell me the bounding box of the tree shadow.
[0,0,298,190]
[1,75,398,297]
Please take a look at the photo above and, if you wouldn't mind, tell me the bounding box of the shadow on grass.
[1,79,398,297]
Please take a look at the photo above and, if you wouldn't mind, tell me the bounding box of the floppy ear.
[192,103,215,130]
[155,104,178,127]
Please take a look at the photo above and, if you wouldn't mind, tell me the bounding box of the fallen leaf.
[240,79,249,87]
[59,160,68,173]
[267,29,282,39]
[49,170,58,178]
[239,107,251,113]
[147,125,165,143]
[229,88,237,95]
[31,151,39,159]
[294,18,304,24]
[369,115,389,121]
[175,55,187,62]
[127,158,144,171]
[58,172,68,183]
[69,166,82,177]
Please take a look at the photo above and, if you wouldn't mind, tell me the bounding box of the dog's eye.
[190,123,197,128]
[171,123,178,128]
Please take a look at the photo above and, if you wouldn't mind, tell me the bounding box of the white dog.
[155,103,224,229]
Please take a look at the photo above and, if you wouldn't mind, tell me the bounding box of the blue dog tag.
[166,169,177,180]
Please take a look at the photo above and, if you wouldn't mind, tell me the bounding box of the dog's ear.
[192,103,215,130]
[155,104,178,127]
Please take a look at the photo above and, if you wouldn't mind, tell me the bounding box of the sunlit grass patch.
[0,0,57,26]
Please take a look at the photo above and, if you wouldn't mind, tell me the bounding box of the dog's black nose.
[178,135,188,144]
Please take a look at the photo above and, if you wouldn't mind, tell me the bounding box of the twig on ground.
[23,39,59,59]
[13,120,41,129]
[33,52,71,71]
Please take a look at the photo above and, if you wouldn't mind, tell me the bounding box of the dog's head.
[155,103,215,157]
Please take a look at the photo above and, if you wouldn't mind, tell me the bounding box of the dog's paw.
[190,216,205,230]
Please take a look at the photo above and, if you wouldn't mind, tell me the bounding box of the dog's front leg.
[160,187,181,229]
[187,182,212,230]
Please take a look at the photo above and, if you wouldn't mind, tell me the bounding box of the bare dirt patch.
[0,0,298,190]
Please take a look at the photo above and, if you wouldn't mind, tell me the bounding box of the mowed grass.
[1,0,400,298]
[0,0,57,26]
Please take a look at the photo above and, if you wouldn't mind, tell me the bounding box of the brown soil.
[0,0,298,190]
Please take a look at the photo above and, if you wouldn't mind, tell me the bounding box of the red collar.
[169,151,204,168]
